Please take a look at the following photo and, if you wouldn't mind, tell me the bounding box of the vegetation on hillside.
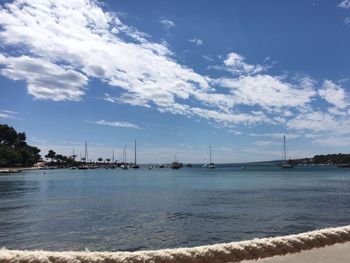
[0,124,41,167]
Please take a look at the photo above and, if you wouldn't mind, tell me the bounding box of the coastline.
[1,225,350,263]
[0,167,42,173]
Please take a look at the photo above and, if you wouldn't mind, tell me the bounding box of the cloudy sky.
[0,0,350,163]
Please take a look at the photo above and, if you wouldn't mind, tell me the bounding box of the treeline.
[44,149,77,165]
[0,124,41,167]
[295,153,350,165]
[312,154,350,164]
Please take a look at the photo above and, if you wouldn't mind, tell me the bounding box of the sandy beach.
[243,241,350,263]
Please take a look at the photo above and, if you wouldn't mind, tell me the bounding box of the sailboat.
[132,140,139,169]
[171,155,182,169]
[120,144,128,170]
[280,135,294,169]
[207,146,217,169]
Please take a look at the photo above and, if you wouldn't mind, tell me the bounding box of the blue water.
[0,165,350,251]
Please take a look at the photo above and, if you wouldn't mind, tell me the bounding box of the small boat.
[171,162,181,169]
[120,165,128,170]
[159,164,165,168]
[281,163,294,169]
[132,140,140,169]
[207,163,217,169]
[171,155,182,169]
[186,163,193,167]
[207,146,217,169]
[280,135,294,169]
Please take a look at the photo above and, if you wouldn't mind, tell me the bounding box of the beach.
[243,242,350,263]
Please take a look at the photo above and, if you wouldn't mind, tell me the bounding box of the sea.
[1,164,350,251]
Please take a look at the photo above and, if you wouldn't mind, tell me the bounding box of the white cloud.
[287,111,350,137]
[160,18,175,28]
[104,93,151,108]
[189,38,203,46]
[202,55,215,62]
[319,80,348,109]
[214,74,316,109]
[249,133,300,139]
[0,0,346,133]
[0,109,18,119]
[88,120,141,129]
[254,140,279,146]
[190,108,272,125]
[222,52,266,75]
[0,54,88,101]
[339,0,350,8]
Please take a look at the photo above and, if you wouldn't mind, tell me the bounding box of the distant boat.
[171,162,181,169]
[120,165,128,170]
[159,164,165,168]
[120,144,129,170]
[131,140,139,169]
[280,135,294,169]
[207,146,217,169]
[171,155,182,169]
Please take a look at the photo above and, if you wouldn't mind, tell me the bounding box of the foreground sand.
[2,225,350,263]
[242,241,350,262]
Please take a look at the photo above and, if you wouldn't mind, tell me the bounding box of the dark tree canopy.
[0,124,41,167]
[45,150,56,161]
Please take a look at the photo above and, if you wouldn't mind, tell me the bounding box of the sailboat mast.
[84,141,87,163]
[210,145,212,163]
[125,144,127,163]
[283,135,286,161]
[134,140,137,165]
[112,149,114,163]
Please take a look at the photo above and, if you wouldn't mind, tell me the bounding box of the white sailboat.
[207,145,217,169]
[120,144,128,170]
[132,140,139,169]
[281,135,294,169]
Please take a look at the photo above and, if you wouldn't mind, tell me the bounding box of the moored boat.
[280,135,294,169]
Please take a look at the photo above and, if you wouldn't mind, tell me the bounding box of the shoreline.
[0,167,42,173]
[1,225,350,263]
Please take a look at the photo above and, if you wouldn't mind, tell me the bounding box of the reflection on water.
[0,166,350,251]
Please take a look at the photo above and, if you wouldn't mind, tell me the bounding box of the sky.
[0,0,350,163]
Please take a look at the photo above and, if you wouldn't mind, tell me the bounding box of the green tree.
[45,150,56,162]
[0,124,41,167]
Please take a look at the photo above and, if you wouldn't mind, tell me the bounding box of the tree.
[98,157,103,163]
[106,158,111,163]
[0,124,41,167]
[45,150,56,162]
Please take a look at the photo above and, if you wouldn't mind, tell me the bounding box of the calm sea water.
[1,164,350,251]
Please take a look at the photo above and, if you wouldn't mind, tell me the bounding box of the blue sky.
[0,0,350,163]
